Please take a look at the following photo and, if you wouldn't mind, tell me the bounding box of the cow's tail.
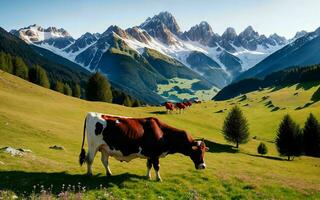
[79,115,87,166]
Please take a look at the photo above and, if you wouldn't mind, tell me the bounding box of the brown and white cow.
[79,112,208,181]
[164,102,175,113]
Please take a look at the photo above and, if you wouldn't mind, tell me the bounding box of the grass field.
[156,77,219,101]
[0,71,320,199]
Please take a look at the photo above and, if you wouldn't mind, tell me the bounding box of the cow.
[175,102,186,113]
[79,112,209,181]
[164,102,175,113]
[183,101,192,107]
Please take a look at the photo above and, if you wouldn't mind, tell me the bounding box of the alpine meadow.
[1,1,320,199]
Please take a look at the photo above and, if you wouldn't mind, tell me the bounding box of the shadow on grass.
[0,171,145,196]
[296,82,320,90]
[149,111,167,115]
[204,139,238,153]
[245,153,285,161]
[295,101,315,110]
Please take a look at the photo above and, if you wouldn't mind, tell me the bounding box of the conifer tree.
[303,113,320,157]
[222,106,250,148]
[28,64,50,88]
[276,114,303,160]
[86,72,112,102]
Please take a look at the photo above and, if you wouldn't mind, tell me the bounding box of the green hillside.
[0,71,320,199]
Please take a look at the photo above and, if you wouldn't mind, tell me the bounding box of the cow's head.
[190,139,209,170]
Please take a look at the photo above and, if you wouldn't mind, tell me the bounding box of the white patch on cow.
[155,170,162,181]
[115,119,120,124]
[146,168,152,179]
[99,144,147,162]
[196,141,201,146]
[198,163,206,170]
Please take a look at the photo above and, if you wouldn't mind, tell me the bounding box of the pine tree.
[257,142,268,156]
[303,113,320,157]
[222,106,250,148]
[63,83,72,96]
[86,72,112,102]
[132,99,141,107]
[72,83,81,98]
[28,64,50,88]
[276,114,303,160]
[54,81,64,93]
[13,56,28,79]
[123,95,132,107]
[0,52,13,73]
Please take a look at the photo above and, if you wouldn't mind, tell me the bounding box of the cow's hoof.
[156,178,162,182]
[107,173,112,177]
[146,175,151,180]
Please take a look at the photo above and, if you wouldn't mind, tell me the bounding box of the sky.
[0,0,319,39]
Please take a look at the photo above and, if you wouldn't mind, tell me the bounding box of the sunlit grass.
[0,72,320,199]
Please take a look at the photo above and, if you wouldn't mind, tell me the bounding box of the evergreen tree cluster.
[214,64,320,101]
[1,51,143,107]
[53,80,79,97]
[276,113,320,160]
[0,51,28,79]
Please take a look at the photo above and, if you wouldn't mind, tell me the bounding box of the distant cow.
[194,100,202,104]
[175,102,186,113]
[183,101,192,107]
[165,102,175,113]
[79,113,208,181]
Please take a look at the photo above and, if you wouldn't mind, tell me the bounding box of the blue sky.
[0,0,319,39]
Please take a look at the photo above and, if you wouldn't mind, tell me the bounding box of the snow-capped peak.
[10,24,73,43]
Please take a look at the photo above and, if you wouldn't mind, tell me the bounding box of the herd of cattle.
[164,100,202,113]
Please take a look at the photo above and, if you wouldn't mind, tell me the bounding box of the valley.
[0,72,319,199]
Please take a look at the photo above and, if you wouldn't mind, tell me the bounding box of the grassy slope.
[0,71,320,199]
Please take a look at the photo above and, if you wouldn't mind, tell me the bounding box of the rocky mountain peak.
[102,25,127,38]
[240,26,259,38]
[184,21,214,45]
[222,27,237,41]
[140,11,180,34]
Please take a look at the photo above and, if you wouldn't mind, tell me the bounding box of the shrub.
[257,142,268,155]
[222,106,250,148]
[276,114,303,160]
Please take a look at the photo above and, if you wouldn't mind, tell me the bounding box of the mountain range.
[7,11,320,103]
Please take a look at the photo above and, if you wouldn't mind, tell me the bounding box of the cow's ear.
[205,147,209,152]
[192,146,198,150]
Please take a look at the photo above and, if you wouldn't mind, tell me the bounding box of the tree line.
[214,64,320,101]
[0,51,143,107]
[222,106,320,160]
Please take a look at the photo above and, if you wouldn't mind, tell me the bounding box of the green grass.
[157,77,219,101]
[0,71,320,199]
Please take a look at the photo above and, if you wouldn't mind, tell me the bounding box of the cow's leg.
[86,150,96,176]
[152,158,162,182]
[100,148,112,176]
[146,159,152,180]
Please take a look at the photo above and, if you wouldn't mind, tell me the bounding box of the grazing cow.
[165,102,175,113]
[176,102,186,113]
[194,100,202,104]
[184,101,192,107]
[79,112,208,181]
